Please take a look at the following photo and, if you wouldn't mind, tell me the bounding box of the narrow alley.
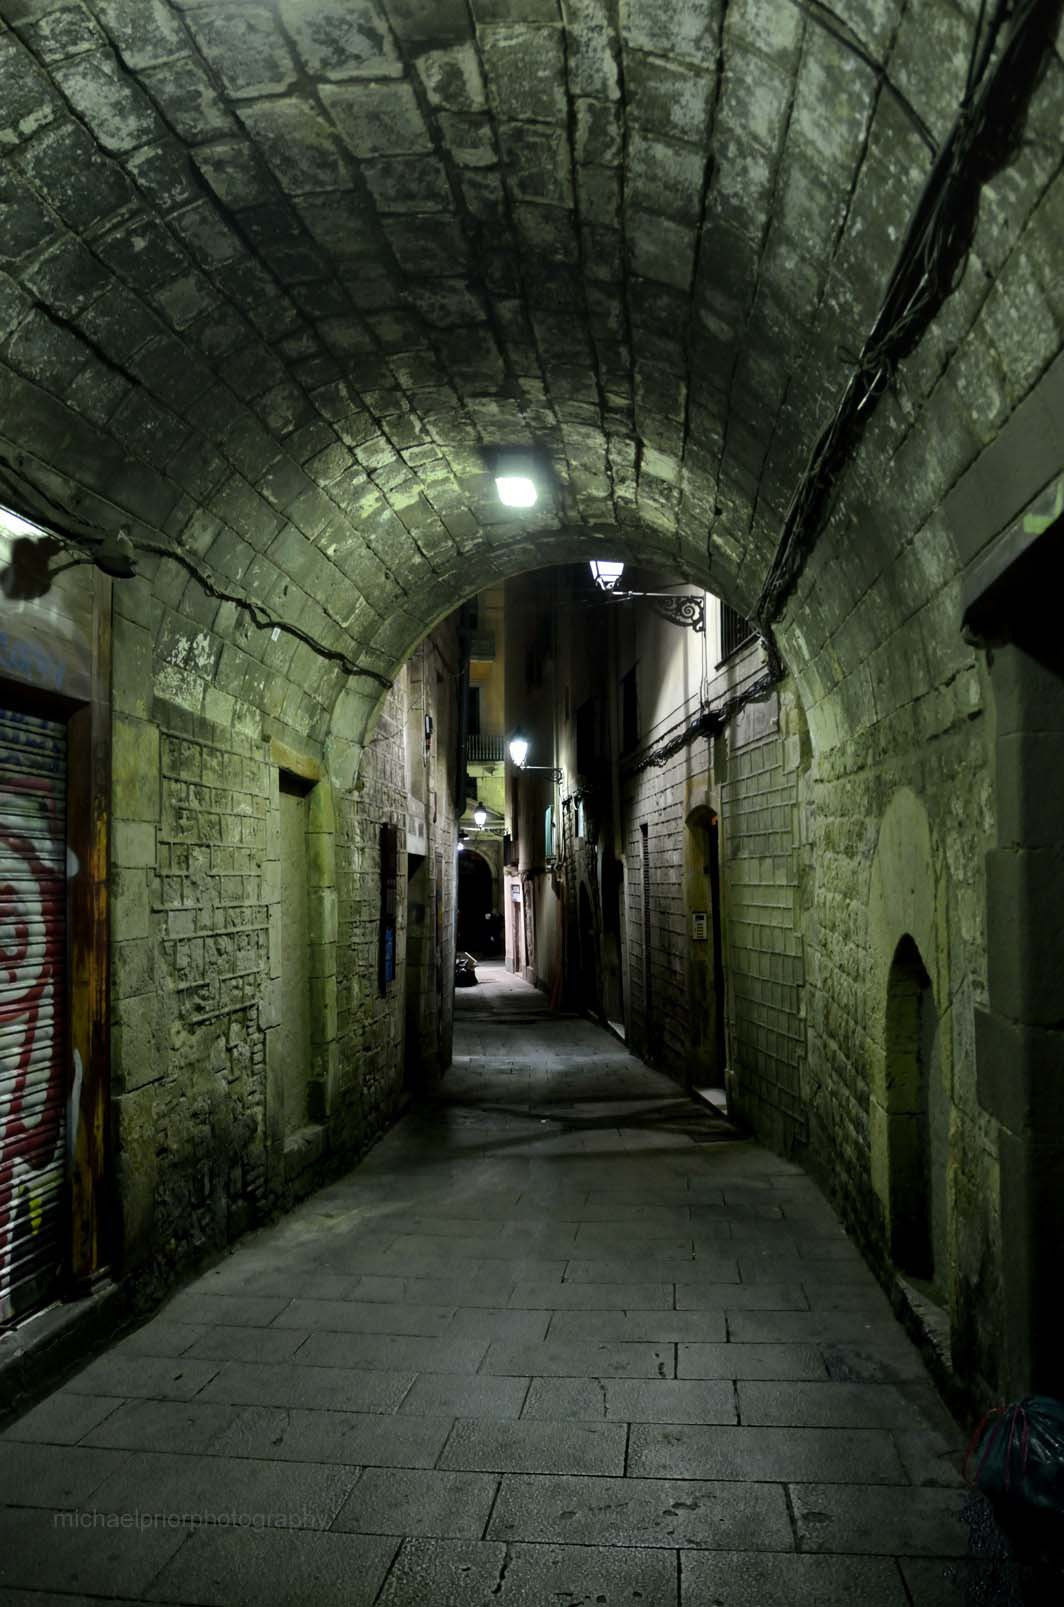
[0,966,1002,1606]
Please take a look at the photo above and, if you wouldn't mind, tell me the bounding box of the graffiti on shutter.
[0,708,67,1325]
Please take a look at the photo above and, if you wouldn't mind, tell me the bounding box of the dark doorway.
[278,771,312,1134]
[578,882,600,1017]
[685,806,727,1095]
[707,811,727,1077]
[457,849,493,956]
[886,935,938,1285]
[404,852,429,1090]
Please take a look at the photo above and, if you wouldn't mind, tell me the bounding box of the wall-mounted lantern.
[507,733,561,783]
[588,558,705,632]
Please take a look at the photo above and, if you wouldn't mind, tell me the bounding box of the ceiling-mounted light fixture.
[492,448,539,509]
[589,559,625,591]
[496,475,537,508]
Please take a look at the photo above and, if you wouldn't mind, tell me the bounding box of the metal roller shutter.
[0,706,67,1326]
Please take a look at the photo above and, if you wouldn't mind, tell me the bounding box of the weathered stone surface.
[0,0,1060,1423]
[321,80,431,157]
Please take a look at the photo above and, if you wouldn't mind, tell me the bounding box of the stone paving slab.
[447,1307,549,1343]
[1,1391,123,1445]
[0,1442,131,1509]
[678,1341,827,1379]
[675,1281,809,1309]
[199,1359,411,1413]
[86,1449,357,1529]
[148,1527,399,1607]
[80,1398,243,1455]
[0,1506,187,1599]
[179,1324,311,1364]
[114,1320,207,1357]
[564,1255,739,1282]
[627,1423,908,1483]
[738,1380,925,1428]
[62,1354,221,1400]
[521,1377,737,1425]
[738,1255,878,1285]
[209,1406,453,1469]
[271,1298,455,1336]
[0,971,1002,1601]
[163,1292,292,1327]
[379,1537,679,1606]
[439,1417,627,1476]
[509,1279,673,1309]
[297,1331,489,1374]
[548,1309,728,1343]
[333,1467,499,1540]
[487,1472,794,1549]
[790,1482,972,1555]
[480,1339,674,1378]
[821,1339,936,1385]
[680,1550,909,1605]
[397,1372,530,1420]
[727,1309,898,1343]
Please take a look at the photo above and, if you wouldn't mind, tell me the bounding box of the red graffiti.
[0,775,65,1324]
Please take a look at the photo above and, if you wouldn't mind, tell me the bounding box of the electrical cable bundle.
[756,0,1059,630]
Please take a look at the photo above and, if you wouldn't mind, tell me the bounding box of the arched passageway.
[456,845,493,956]
[0,0,1061,1425]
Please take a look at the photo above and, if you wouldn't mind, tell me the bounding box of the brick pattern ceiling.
[0,1,1042,730]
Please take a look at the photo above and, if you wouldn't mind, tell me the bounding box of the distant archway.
[456,849,493,957]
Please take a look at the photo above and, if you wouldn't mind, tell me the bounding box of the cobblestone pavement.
[0,967,1024,1604]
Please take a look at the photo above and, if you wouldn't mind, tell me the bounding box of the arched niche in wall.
[885,935,938,1283]
[868,786,952,1307]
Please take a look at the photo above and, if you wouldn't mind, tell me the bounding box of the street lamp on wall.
[587,559,706,632]
[589,559,625,591]
[473,805,487,828]
[507,732,561,783]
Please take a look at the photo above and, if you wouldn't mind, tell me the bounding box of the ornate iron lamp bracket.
[644,594,706,632]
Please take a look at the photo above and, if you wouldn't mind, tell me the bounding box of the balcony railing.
[467,734,505,763]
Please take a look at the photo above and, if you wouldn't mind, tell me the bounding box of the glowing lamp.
[495,475,537,508]
[590,559,625,591]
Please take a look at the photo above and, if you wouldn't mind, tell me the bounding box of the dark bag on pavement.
[966,1397,1064,1565]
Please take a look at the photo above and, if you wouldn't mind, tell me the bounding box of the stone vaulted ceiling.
[0,0,1060,747]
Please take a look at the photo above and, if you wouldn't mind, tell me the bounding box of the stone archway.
[456,846,493,957]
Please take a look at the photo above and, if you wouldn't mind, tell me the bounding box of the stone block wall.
[719,687,809,1151]
[620,657,809,1143]
[112,694,272,1285]
[109,571,459,1305]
